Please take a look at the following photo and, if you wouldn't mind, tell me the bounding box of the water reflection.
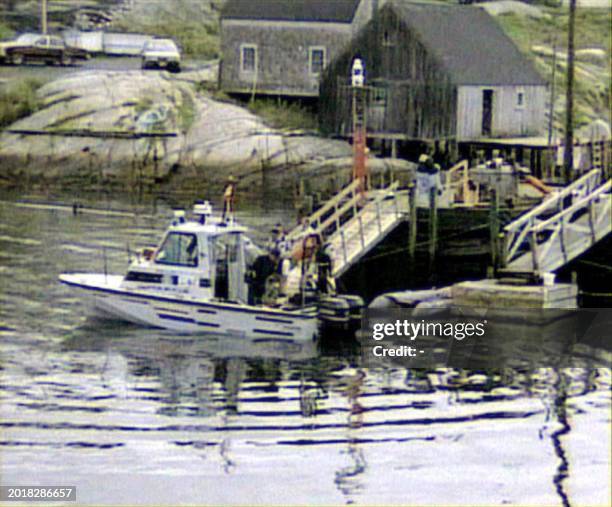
[0,195,610,505]
[56,327,608,507]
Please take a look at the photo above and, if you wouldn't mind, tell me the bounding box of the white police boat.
[59,203,322,342]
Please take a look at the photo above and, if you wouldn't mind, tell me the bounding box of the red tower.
[351,58,368,195]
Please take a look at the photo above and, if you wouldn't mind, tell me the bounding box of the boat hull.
[60,274,319,342]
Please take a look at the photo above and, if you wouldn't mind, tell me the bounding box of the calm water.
[0,194,610,506]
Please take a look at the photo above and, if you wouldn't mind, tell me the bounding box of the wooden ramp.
[287,180,409,278]
[503,169,611,274]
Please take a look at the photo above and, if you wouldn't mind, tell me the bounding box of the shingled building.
[219,0,379,97]
[319,1,548,142]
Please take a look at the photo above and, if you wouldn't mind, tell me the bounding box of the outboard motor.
[318,294,365,335]
[319,296,351,330]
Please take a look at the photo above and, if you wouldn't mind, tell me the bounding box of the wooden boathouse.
[319,1,548,151]
[219,0,379,98]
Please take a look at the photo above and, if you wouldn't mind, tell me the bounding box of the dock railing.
[286,179,361,243]
[443,159,478,206]
[331,181,406,276]
[503,169,609,273]
[285,179,408,278]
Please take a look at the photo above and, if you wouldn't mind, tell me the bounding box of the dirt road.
[0,56,207,85]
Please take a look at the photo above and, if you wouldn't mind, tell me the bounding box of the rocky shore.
[0,68,412,194]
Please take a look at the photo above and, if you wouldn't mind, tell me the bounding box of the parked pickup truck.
[0,33,90,66]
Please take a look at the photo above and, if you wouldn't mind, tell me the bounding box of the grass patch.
[497,8,611,55]
[497,7,611,129]
[247,99,318,131]
[113,18,219,59]
[111,1,220,59]
[0,78,43,129]
[178,89,196,132]
[0,21,15,40]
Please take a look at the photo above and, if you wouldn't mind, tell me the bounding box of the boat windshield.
[155,232,198,267]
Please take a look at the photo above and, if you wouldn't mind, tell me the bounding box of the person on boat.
[316,241,335,294]
[267,223,290,253]
[290,222,320,262]
[186,235,198,266]
[247,248,280,305]
[221,175,237,223]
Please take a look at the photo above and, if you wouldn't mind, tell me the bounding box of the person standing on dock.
[416,155,442,207]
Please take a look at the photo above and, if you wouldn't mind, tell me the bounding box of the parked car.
[0,33,90,66]
[141,38,181,72]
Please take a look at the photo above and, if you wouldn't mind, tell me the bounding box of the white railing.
[286,179,361,243]
[286,179,408,278]
[331,182,407,277]
[443,159,479,206]
[503,170,610,273]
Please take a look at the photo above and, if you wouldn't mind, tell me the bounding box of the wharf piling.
[428,186,438,281]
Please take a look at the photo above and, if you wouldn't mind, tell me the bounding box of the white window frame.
[308,46,326,76]
[240,43,257,74]
[516,88,526,109]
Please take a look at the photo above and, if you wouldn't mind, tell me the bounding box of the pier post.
[489,188,500,273]
[408,182,417,261]
[428,186,438,281]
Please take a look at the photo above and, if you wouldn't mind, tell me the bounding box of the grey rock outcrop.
[0,70,356,185]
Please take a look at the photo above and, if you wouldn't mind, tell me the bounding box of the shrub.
[0,21,15,40]
[0,78,43,129]
[247,99,318,131]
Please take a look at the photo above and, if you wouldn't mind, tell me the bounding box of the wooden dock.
[286,164,610,303]
[452,279,578,309]
[286,179,410,279]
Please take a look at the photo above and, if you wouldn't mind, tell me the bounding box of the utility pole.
[41,0,48,34]
[547,37,557,148]
[563,0,576,184]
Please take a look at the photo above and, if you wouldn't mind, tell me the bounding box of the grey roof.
[221,0,362,23]
[390,1,546,86]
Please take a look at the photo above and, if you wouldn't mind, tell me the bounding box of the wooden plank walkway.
[286,180,409,279]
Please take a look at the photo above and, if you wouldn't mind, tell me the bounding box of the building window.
[371,85,387,106]
[516,89,525,108]
[240,44,257,73]
[309,47,326,75]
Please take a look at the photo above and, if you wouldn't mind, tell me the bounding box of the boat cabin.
[121,204,258,303]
